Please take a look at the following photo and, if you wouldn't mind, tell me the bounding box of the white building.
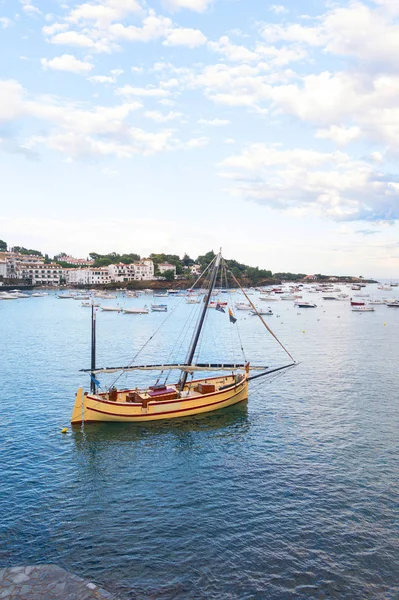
[6,252,45,278]
[17,262,63,285]
[88,268,112,285]
[57,255,94,266]
[65,268,111,285]
[108,259,154,281]
[107,263,136,282]
[134,259,154,280]
[66,268,90,285]
[190,264,202,276]
[158,263,176,277]
[0,260,6,278]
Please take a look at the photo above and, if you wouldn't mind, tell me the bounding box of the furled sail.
[81,363,269,375]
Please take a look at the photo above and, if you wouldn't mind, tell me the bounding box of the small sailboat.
[72,251,296,424]
[352,305,375,312]
[186,296,201,304]
[235,302,252,310]
[259,295,279,302]
[294,301,317,308]
[122,307,149,314]
[250,307,273,315]
[151,304,167,312]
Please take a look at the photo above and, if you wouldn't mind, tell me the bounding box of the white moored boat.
[151,304,167,312]
[123,307,149,314]
[250,307,273,316]
[294,301,317,308]
[235,302,252,310]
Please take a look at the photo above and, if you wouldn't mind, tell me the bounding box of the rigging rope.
[225,262,296,364]
[107,258,217,389]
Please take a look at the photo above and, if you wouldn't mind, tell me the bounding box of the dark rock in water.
[0,565,115,599]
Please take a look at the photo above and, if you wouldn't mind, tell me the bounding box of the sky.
[1,0,399,276]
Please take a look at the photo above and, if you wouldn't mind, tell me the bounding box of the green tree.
[88,251,141,267]
[11,246,42,256]
[0,240,7,251]
[162,269,175,282]
[182,253,194,267]
[196,250,216,269]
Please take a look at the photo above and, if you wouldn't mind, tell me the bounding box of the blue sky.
[1,0,399,276]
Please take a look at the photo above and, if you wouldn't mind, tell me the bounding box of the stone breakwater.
[0,565,115,599]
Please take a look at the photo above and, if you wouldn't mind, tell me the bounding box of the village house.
[157,263,176,277]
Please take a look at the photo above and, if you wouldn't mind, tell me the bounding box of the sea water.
[0,287,398,599]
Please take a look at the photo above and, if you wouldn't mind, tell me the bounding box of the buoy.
[384,322,386,326]
[61,427,68,434]
[302,330,305,333]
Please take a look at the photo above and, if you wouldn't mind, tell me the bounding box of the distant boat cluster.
[2,280,398,312]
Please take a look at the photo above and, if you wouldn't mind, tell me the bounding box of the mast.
[180,250,222,391]
[90,304,97,394]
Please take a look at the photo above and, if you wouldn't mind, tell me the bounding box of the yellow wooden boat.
[72,251,295,424]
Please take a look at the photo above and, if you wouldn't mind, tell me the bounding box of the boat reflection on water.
[71,400,249,450]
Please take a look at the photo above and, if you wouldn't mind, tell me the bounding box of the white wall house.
[190,264,201,276]
[66,268,90,285]
[107,263,136,282]
[158,263,176,276]
[65,267,111,285]
[17,262,62,285]
[6,252,45,278]
[0,260,6,278]
[134,259,154,280]
[58,255,94,266]
[88,268,111,285]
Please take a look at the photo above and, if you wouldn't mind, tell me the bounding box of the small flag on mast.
[228,308,237,324]
[216,303,225,313]
[90,373,101,387]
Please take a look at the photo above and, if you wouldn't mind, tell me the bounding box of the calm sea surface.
[1,285,398,599]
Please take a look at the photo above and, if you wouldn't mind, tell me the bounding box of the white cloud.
[144,110,183,122]
[220,144,399,222]
[21,0,42,16]
[269,5,288,14]
[109,11,171,42]
[131,66,143,73]
[163,27,207,47]
[0,80,25,122]
[48,30,116,53]
[89,75,115,84]
[67,0,143,28]
[316,125,362,145]
[261,2,399,68]
[256,43,307,66]
[0,78,187,159]
[162,0,212,13]
[41,54,94,74]
[198,118,230,126]
[89,69,124,84]
[42,23,69,36]
[208,36,257,62]
[186,136,209,147]
[224,138,235,144]
[0,17,13,28]
[116,85,170,97]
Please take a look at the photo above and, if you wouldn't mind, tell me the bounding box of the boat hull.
[72,376,248,424]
